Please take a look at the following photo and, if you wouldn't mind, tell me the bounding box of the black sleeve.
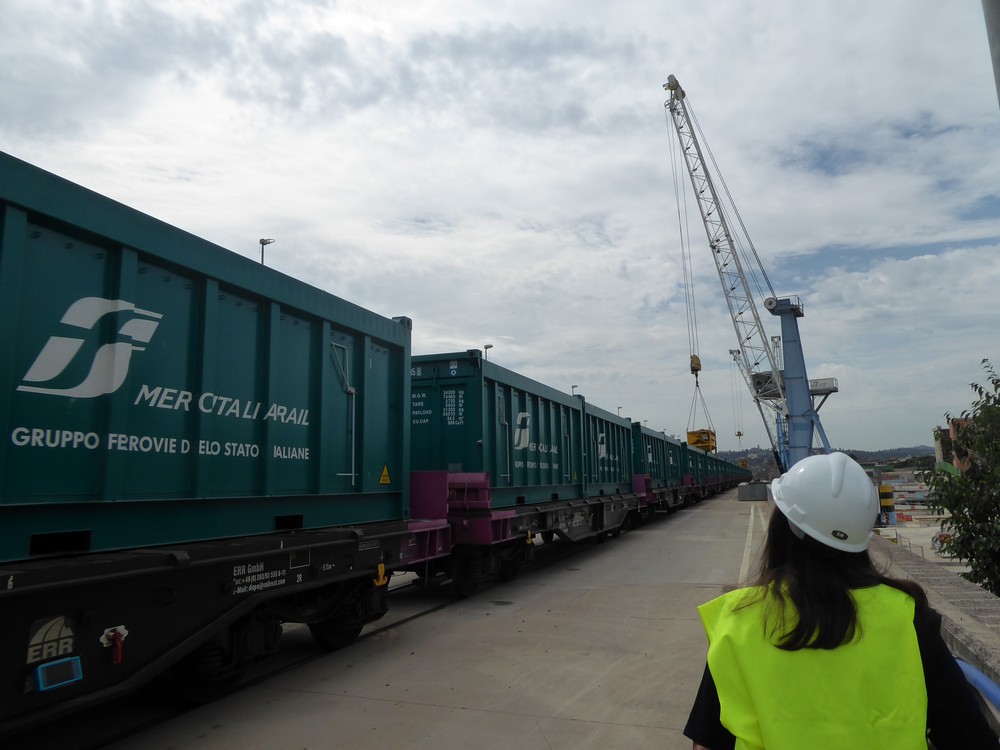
[683,663,736,750]
[917,603,999,749]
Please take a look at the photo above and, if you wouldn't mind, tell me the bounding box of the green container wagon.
[0,152,412,563]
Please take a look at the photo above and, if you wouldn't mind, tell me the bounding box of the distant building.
[934,419,971,474]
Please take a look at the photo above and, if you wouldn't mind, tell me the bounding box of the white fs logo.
[513,412,531,450]
[18,297,162,398]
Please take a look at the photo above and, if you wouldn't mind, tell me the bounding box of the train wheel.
[168,642,244,705]
[498,554,520,582]
[308,621,364,651]
[453,555,483,599]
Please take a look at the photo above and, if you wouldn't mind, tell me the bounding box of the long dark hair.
[745,506,927,651]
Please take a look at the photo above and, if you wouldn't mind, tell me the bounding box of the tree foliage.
[928,360,1000,595]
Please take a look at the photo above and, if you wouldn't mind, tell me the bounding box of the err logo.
[26,616,76,664]
[18,297,162,398]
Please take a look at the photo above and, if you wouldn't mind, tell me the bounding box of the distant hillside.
[717,445,936,481]
[833,446,936,464]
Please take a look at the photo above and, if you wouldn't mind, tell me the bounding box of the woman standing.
[683,452,998,749]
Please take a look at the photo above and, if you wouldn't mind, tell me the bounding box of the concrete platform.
[107,491,763,750]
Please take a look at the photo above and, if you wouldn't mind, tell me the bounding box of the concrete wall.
[872,535,1000,728]
[737,482,769,502]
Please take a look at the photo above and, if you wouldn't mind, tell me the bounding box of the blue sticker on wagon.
[36,656,83,691]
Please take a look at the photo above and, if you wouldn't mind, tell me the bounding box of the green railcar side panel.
[580,402,633,493]
[411,351,633,507]
[267,308,317,495]
[410,357,478,474]
[632,423,684,488]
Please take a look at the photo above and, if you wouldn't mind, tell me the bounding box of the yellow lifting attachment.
[687,428,718,452]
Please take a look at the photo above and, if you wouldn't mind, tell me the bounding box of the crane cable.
[667,111,715,443]
[687,381,716,440]
[730,350,745,450]
[668,109,700,371]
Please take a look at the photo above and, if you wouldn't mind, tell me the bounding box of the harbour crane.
[663,74,835,471]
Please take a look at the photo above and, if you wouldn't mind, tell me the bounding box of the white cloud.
[1,0,998,453]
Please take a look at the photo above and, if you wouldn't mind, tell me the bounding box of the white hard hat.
[770,452,878,553]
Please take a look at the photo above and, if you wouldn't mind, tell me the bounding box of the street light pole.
[259,238,275,264]
[483,344,493,360]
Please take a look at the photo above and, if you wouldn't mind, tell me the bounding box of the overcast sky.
[3,0,998,452]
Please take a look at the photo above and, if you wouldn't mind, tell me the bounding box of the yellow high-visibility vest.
[699,584,927,750]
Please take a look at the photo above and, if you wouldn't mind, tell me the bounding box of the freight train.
[408,351,748,595]
[0,151,750,735]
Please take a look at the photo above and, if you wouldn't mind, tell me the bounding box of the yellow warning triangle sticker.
[379,464,392,485]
